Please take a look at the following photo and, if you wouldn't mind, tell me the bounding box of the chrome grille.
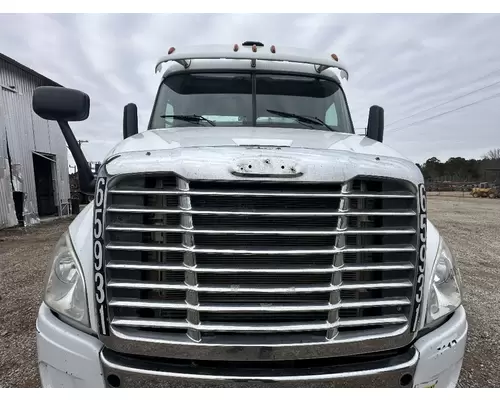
[104,174,418,347]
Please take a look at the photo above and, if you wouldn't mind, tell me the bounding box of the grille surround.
[99,172,421,360]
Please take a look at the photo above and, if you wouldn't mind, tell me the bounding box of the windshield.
[150,72,354,133]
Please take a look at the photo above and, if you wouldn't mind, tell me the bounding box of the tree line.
[416,148,500,183]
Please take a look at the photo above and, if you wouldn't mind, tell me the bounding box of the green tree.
[419,149,500,184]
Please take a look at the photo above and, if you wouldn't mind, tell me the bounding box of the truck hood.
[104,127,422,187]
[107,127,408,160]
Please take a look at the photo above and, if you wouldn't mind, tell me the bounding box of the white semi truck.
[33,41,467,388]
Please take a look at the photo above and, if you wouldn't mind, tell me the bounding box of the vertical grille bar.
[356,181,367,248]
[154,178,170,282]
[178,177,201,342]
[326,182,351,340]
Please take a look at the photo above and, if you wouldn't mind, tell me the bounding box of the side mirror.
[32,86,95,194]
[123,103,138,139]
[366,105,384,143]
[33,87,90,121]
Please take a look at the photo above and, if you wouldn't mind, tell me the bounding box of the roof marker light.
[233,44,239,52]
[252,44,257,53]
[168,47,175,55]
[331,53,338,62]
[270,45,276,54]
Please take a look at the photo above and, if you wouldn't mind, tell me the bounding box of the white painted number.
[93,209,102,238]
[99,306,107,336]
[95,273,105,303]
[419,184,427,213]
[94,240,103,271]
[95,178,105,207]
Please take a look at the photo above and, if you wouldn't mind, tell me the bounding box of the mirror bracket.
[58,121,95,194]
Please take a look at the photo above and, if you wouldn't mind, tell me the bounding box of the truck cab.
[34,42,467,388]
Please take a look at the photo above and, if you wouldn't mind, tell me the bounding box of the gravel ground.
[0,217,74,388]
[0,196,499,387]
[427,196,500,387]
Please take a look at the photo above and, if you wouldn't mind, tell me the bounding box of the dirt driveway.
[427,196,500,387]
[0,218,73,388]
[0,196,499,387]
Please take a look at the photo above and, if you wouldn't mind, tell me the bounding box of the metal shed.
[0,53,70,229]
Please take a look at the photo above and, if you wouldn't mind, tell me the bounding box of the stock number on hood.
[411,183,427,332]
[93,177,109,336]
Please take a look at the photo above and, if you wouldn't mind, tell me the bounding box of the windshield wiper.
[160,114,216,126]
[266,109,335,132]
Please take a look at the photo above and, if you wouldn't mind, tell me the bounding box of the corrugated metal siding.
[0,113,18,229]
[48,119,70,210]
[0,58,70,228]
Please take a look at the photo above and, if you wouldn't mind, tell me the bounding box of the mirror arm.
[58,121,95,194]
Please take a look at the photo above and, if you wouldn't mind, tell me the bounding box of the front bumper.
[36,303,467,388]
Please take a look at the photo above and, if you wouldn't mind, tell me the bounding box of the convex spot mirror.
[33,86,90,122]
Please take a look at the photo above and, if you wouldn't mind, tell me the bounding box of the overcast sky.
[1,13,499,166]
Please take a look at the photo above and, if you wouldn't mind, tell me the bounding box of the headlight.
[44,232,90,329]
[425,237,462,327]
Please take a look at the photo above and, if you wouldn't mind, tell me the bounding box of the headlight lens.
[425,237,462,326]
[44,232,89,328]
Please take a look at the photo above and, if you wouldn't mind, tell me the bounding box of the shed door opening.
[32,152,57,217]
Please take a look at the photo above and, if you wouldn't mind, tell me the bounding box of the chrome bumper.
[100,347,418,388]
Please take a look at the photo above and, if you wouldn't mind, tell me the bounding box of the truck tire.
[472,192,479,198]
